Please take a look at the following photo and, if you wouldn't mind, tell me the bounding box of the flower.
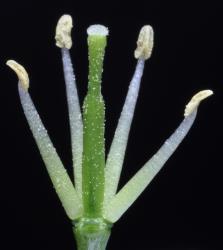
[7,14,213,249]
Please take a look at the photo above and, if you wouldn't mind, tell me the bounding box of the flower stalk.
[7,14,213,250]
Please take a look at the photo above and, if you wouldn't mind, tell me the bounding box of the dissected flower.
[7,14,213,250]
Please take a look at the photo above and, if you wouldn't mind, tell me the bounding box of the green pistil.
[82,33,107,218]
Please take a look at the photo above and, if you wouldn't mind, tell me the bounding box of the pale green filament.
[18,84,82,220]
[61,48,83,199]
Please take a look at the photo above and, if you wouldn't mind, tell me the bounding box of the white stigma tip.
[184,90,213,117]
[6,60,29,91]
[134,25,154,60]
[55,14,73,49]
[87,25,109,36]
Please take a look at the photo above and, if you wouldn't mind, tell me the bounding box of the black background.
[1,0,223,249]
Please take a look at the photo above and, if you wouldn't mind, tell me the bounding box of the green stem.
[73,218,112,250]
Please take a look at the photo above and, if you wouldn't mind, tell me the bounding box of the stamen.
[104,90,213,223]
[104,59,145,208]
[7,60,82,220]
[104,26,154,208]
